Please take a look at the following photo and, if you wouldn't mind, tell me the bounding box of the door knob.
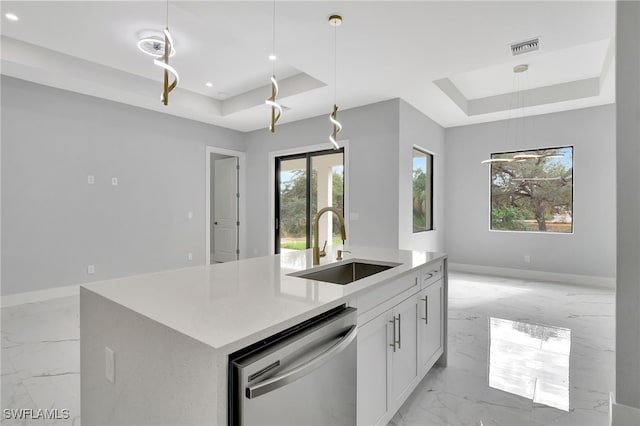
[214,222,218,225]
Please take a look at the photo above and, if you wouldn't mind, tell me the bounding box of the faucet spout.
[312,207,346,265]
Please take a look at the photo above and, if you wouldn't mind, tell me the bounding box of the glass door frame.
[274,148,345,254]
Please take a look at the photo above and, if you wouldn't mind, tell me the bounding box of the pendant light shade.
[266,76,282,133]
[155,27,179,105]
[329,104,342,149]
[145,1,178,106]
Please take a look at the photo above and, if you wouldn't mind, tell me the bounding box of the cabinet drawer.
[354,273,419,320]
[422,261,443,288]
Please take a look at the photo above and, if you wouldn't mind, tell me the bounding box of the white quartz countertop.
[81,246,445,352]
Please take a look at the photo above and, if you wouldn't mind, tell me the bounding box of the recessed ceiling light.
[205,82,213,87]
[268,54,276,61]
[5,13,19,21]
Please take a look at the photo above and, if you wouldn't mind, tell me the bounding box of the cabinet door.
[390,295,418,407]
[357,312,392,426]
[419,280,443,371]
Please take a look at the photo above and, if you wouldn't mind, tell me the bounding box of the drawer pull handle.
[397,314,401,350]
[389,317,397,352]
[420,296,428,324]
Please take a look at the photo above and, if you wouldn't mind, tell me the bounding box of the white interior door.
[213,157,238,262]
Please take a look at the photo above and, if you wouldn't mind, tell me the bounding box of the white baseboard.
[610,393,640,426]
[1,284,80,308]
[449,262,615,289]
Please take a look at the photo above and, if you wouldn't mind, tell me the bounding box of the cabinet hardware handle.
[389,317,397,352]
[425,273,434,280]
[420,296,428,324]
[397,314,401,350]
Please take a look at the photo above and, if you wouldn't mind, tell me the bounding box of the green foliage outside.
[281,237,344,251]
[491,147,573,233]
[491,205,527,231]
[279,168,344,249]
[413,168,427,232]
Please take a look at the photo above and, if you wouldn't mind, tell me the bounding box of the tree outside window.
[490,146,573,233]
[413,148,433,233]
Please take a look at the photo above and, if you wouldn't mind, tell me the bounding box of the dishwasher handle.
[245,325,357,399]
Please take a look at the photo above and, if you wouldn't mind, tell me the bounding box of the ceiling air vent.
[510,38,540,56]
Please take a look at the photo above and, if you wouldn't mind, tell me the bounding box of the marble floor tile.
[1,273,614,426]
[2,296,80,425]
[391,273,615,426]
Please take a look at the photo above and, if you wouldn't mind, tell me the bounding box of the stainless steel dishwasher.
[229,305,357,426]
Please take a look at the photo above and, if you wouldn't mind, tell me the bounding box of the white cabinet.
[418,280,443,373]
[390,295,418,408]
[357,294,418,426]
[357,311,391,426]
[356,260,447,426]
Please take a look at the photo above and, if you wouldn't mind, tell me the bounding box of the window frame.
[274,148,345,254]
[412,146,434,233]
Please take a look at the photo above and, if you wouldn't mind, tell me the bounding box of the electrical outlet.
[105,347,115,384]
[87,175,95,185]
[524,255,531,264]
[111,177,118,186]
[350,212,359,221]
[188,253,193,261]
[87,265,95,274]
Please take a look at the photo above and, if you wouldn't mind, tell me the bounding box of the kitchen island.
[80,246,447,425]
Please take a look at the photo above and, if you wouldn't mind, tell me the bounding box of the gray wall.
[244,99,401,256]
[1,76,245,295]
[616,0,640,411]
[398,100,445,252]
[444,105,616,278]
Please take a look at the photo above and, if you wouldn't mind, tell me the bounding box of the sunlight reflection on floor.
[489,317,571,411]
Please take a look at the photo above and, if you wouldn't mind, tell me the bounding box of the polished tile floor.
[391,273,614,426]
[1,272,614,426]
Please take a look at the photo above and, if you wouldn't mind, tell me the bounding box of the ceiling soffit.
[434,38,614,117]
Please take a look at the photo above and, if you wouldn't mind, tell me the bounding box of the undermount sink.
[289,259,401,285]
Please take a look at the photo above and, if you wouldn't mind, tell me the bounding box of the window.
[413,148,433,232]
[275,149,344,253]
[490,146,573,233]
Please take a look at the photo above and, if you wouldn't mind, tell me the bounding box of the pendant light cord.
[165,0,169,28]
[334,22,337,104]
[272,0,276,75]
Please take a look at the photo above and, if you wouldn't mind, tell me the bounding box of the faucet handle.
[319,240,327,257]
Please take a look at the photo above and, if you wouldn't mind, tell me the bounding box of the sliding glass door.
[275,149,344,254]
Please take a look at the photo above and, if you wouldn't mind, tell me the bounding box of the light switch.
[87,265,95,274]
[350,212,359,221]
[188,253,193,261]
[188,211,193,219]
[111,177,118,186]
[87,175,95,185]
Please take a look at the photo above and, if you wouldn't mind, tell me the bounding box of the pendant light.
[328,14,343,150]
[265,0,283,133]
[481,64,562,164]
[153,0,179,106]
